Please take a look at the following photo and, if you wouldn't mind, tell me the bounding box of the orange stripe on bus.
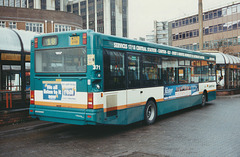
[93,104,104,109]
[35,101,87,109]
[156,98,164,102]
[35,101,104,110]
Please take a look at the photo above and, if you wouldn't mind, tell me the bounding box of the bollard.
[10,93,12,108]
[6,93,9,109]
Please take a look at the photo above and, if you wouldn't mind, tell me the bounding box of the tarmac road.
[1,95,240,157]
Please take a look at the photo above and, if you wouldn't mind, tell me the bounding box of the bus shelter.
[0,28,37,110]
[210,52,240,91]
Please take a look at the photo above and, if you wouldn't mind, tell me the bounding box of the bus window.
[103,50,125,91]
[178,60,191,84]
[208,62,216,82]
[191,61,201,83]
[142,55,161,87]
[35,47,86,73]
[128,54,140,88]
[201,61,209,82]
[162,57,178,85]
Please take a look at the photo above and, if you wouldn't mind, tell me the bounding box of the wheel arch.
[203,90,208,102]
[146,97,157,111]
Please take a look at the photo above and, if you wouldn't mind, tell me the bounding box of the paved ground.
[1,96,240,157]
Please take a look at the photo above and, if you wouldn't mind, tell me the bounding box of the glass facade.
[122,0,127,37]
[97,0,104,33]
[80,1,87,29]
[88,0,95,31]
[110,0,116,35]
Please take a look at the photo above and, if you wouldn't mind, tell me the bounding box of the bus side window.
[103,50,126,91]
[127,54,140,88]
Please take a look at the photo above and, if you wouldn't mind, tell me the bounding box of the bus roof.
[35,29,216,61]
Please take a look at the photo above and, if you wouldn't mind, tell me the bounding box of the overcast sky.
[128,0,239,39]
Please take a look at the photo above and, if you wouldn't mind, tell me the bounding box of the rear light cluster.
[30,90,35,104]
[88,93,93,109]
[34,38,38,48]
[82,33,87,45]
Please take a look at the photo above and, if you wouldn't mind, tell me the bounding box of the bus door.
[126,54,142,108]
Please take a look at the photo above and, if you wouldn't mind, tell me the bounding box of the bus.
[29,30,216,125]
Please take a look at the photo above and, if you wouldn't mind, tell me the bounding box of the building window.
[55,0,60,11]
[29,0,33,8]
[209,12,213,19]
[41,0,46,10]
[26,22,43,33]
[73,3,79,15]
[227,6,232,15]
[16,0,20,7]
[204,13,209,20]
[233,21,237,30]
[0,0,3,6]
[218,9,222,17]
[218,24,223,32]
[214,25,218,33]
[9,22,17,29]
[54,24,71,32]
[21,0,27,8]
[3,0,8,6]
[232,5,237,14]
[9,0,14,7]
[67,4,72,12]
[0,21,6,28]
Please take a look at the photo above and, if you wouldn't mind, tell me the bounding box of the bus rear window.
[35,47,86,73]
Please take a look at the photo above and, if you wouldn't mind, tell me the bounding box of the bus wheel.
[201,92,207,107]
[144,100,157,125]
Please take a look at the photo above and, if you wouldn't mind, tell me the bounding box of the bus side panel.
[157,94,202,115]
[207,91,216,102]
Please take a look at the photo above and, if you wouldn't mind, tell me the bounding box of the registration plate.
[70,36,80,45]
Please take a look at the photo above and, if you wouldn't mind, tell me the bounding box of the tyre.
[201,92,207,107]
[144,100,157,125]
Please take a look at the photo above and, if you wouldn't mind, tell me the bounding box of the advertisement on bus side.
[43,81,76,101]
[164,84,199,100]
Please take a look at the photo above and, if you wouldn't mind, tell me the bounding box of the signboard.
[70,36,80,45]
[43,81,76,101]
[164,84,199,100]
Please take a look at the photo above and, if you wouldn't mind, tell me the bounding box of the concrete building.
[146,21,170,45]
[170,2,240,56]
[66,0,128,37]
[0,0,82,33]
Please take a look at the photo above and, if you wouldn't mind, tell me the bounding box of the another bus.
[29,30,216,125]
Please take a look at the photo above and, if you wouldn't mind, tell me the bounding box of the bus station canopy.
[0,28,38,52]
[209,52,240,65]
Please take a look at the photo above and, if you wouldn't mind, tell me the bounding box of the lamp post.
[198,0,203,51]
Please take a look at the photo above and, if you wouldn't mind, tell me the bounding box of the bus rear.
[29,30,103,125]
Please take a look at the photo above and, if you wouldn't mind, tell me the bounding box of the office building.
[146,21,169,45]
[66,0,128,37]
[170,2,240,56]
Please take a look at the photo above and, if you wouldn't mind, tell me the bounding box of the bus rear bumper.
[29,105,103,125]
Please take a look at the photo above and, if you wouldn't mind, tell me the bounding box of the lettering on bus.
[110,42,211,60]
